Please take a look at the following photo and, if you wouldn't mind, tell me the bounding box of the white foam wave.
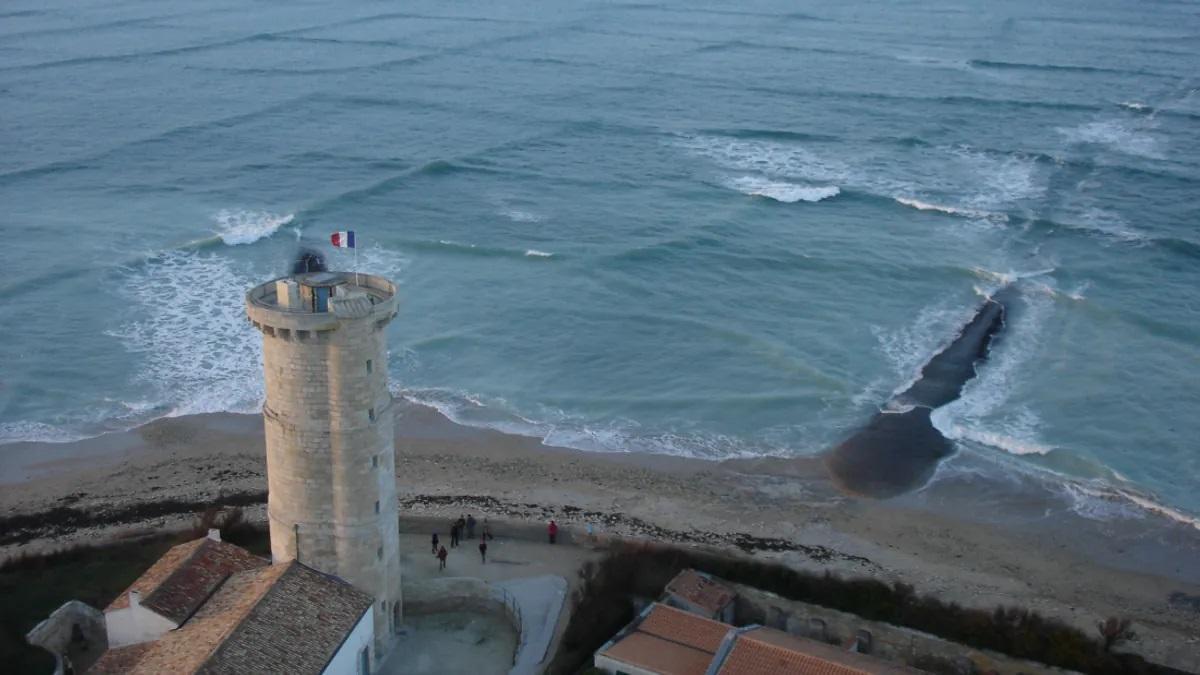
[1070,207,1147,243]
[325,243,410,279]
[525,249,553,257]
[679,135,850,183]
[1119,101,1151,112]
[1058,120,1164,159]
[894,54,970,71]
[501,208,544,223]
[105,251,266,419]
[931,289,1055,463]
[871,300,979,398]
[728,176,839,203]
[969,266,1055,287]
[214,209,294,246]
[0,421,90,444]
[895,197,1005,222]
[402,388,792,461]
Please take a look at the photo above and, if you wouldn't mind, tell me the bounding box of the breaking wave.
[894,197,1006,222]
[214,209,295,246]
[727,176,840,203]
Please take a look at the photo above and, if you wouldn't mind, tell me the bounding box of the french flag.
[330,230,355,248]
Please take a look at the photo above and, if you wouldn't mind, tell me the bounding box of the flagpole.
[354,232,359,286]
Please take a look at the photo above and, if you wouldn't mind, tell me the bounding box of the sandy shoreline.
[1,402,1198,669]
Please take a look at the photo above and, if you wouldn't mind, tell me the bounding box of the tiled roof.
[106,537,268,623]
[598,604,733,675]
[202,562,374,673]
[665,569,736,613]
[89,561,373,675]
[717,628,919,675]
[602,632,715,675]
[638,603,732,653]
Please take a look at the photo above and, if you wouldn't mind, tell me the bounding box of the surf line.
[825,286,1018,498]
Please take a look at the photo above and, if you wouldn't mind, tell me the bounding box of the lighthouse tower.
[246,270,401,659]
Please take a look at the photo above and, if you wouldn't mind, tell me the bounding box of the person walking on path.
[482,518,493,541]
[431,532,440,555]
[450,522,459,548]
[548,520,559,545]
[466,514,477,540]
[479,539,488,564]
[437,545,448,571]
[456,515,467,541]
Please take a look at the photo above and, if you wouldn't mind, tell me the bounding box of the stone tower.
[246,270,401,659]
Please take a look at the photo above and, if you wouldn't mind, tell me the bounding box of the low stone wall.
[731,583,1078,675]
[403,577,507,616]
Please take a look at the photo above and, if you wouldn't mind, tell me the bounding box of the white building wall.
[322,610,375,675]
[104,604,177,648]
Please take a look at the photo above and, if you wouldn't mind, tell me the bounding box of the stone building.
[245,270,403,660]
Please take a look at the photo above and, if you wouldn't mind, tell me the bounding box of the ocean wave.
[105,251,266,420]
[1119,101,1152,112]
[0,421,91,445]
[1058,119,1165,159]
[401,387,793,461]
[727,176,840,203]
[214,209,294,246]
[930,287,1054,465]
[678,134,850,184]
[1063,482,1200,531]
[501,208,545,223]
[402,239,558,261]
[894,197,1006,222]
[871,300,982,399]
[968,59,1144,77]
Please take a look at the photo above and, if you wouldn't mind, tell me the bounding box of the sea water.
[1,0,1198,525]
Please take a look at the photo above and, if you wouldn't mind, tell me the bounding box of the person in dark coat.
[431,532,439,555]
[466,514,477,540]
[479,539,488,564]
[450,522,459,548]
[548,520,559,544]
[437,545,448,571]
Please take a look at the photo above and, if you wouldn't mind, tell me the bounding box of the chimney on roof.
[208,528,221,542]
[129,590,141,609]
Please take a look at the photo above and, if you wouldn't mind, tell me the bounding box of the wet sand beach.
[1,402,1198,669]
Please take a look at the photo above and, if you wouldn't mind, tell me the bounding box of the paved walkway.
[398,532,599,674]
[493,576,567,675]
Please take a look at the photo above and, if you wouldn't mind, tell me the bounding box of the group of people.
[431,517,583,572]
[432,513,494,570]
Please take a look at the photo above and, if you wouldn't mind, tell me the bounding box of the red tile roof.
[717,628,919,675]
[106,537,267,623]
[638,603,732,653]
[598,604,733,675]
[665,569,736,614]
[603,632,715,675]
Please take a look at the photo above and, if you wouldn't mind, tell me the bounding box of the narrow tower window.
[366,359,373,373]
[372,455,379,468]
[368,407,376,422]
[377,546,383,560]
[374,500,380,514]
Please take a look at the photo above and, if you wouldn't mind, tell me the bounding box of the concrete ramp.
[494,575,568,675]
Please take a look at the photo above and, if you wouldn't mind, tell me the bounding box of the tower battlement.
[246,269,402,662]
[246,271,398,334]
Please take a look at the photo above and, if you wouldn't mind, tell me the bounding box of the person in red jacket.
[437,545,448,571]
[548,520,559,544]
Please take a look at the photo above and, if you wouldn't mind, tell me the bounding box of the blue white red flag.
[330,230,355,248]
